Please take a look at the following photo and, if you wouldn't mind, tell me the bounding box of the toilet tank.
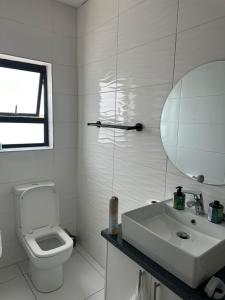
[13,182,60,235]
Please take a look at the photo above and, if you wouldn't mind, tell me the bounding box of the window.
[0,55,52,151]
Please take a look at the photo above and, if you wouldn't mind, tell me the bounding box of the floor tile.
[0,276,35,300]
[86,289,104,300]
[77,245,105,278]
[0,264,21,284]
[27,251,104,300]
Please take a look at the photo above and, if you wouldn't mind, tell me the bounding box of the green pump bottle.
[173,186,185,210]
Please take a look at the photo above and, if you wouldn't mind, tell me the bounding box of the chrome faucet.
[183,190,205,215]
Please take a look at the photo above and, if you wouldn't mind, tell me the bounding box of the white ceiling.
[57,0,86,8]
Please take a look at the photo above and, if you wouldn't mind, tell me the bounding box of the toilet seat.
[24,226,73,258]
[14,182,74,292]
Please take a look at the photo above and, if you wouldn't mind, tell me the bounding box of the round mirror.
[160,61,225,185]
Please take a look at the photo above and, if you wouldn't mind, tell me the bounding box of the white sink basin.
[122,201,225,288]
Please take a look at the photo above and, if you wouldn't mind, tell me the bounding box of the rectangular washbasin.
[122,201,225,288]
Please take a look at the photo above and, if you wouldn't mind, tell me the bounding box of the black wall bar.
[87,121,143,131]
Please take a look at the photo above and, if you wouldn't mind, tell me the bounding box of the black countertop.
[101,227,225,300]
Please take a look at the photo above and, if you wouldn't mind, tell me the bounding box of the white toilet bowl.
[22,226,73,292]
[14,182,73,293]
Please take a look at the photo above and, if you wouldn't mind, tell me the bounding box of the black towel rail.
[87,121,143,131]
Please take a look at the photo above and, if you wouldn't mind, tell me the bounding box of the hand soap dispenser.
[208,200,224,224]
[173,186,185,210]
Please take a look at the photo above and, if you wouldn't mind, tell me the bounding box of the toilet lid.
[18,185,59,234]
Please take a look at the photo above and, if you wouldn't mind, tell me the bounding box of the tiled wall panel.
[77,0,225,267]
[0,0,77,267]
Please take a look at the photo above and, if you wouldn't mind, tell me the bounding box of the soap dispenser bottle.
[173,186,185,210]
[208,200,224,224]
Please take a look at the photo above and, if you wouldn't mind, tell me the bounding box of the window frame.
[0,58,50,150]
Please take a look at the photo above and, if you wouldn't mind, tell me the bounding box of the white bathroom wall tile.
[0,0,53,31]
[53,94,77,123]
[77,18,117,66]
[60,196,76,225]
[52,64,76,95]
[52,34,76,66]
[78,174,112,219]
[116,84,171,128]
[114,128,166,172]
[0,276,35,300]
[54,149,77,199]
[0,264,21,283]
[118,0,177,52]
[86,290,104,300]
[0,183,17,244]
[113,128,166,223]
[117,35,175,90]
[53,1,76,37]
[78,148,113,227]
[77,185,110,267]
[78,56,117,95]
[77,0,118,37]
[174,18,225,83]
[62,221,76,236]
[78,125,114,190]
[78,147,113,191]
[78,92,116,123]
[27,251,104,300]
[54,122,77,150]
[77,122,115,189]
[178,0,225,32]
[0,240,26,269]
[78,123,115,149]
[0,151,54,184]
[0,18,52,62]
[78,167,113,217]
[119,0,145,13]
[77,207,108,260]
[113,158,166,208]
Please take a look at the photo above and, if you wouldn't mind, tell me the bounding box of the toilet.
[13,181,73,293]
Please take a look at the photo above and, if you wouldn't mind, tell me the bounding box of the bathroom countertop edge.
[101,226,223,300]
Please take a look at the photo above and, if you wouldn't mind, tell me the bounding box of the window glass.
[0,67,40,115]
[0,123,44,145]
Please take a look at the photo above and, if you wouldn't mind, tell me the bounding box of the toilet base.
[30,262,63,293]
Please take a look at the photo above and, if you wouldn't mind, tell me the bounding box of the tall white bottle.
[109,196,119,235]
